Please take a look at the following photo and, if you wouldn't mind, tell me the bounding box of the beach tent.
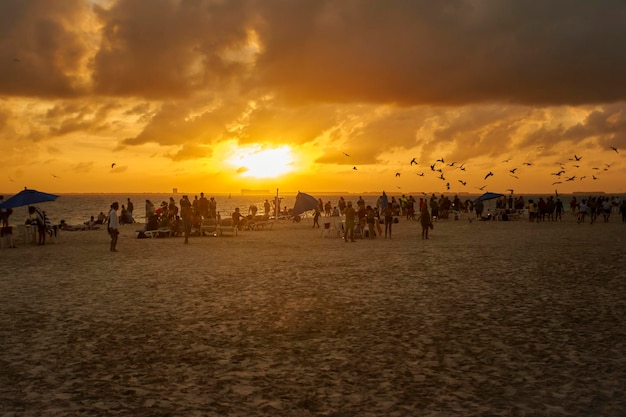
[292,192,319,216]
[473,192,504,203]
[0,188,59,209]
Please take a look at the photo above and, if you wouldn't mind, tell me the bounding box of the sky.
[1,0,626,196]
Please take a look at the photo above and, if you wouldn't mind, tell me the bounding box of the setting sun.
[227,145,294,178]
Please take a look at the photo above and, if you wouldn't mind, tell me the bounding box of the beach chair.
[218,218,238,236]
[200,218,218,236]
[140,227,172,238]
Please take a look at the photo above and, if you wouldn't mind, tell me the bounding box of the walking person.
[180,195,193,244]
[108,202,120,252]
[420,202,432,240]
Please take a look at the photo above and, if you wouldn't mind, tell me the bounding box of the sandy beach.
[1,214,625,416]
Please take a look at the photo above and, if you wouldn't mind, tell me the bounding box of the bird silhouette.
[592,175,598,180]
[111,163,116,168]
[552,181,562,185]
[570,155,582,161]
[395,172,401,177]
[502,158,511,163]
[579,176,586,180]
[510,168,518,174]
[430,164,436,171]
[410,158,417,165]
[446,182,450,190]
[50,173,60,179]
[352,166,357,171]
[610,146,618,153]
[484,171,494,180]
[523,162,533,166]
[551,170,565,176]
[416,172,424,176]
[436,157,445,163]
[438,173,446,181]
[566,175,576,181]
[458,180,467,186]
[475,185,487,191]
[510,174,519,179]
[343,152,350,157]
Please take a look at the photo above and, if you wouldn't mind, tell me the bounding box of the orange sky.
[1,0,625,196]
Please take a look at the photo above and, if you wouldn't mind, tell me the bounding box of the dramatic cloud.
[1,0,625,193]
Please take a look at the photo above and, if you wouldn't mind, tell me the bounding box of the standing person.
[313,204,321,228]
[383,201,394,238]
[620,200,626,223]
[108,202,120,252]
[0,195,8,227]
[344,201,356,242]
[127,198,134,221]
[180,195,193,244]
[145,200,155,223]
[555,198,564,221]
[264,199,271,216]
[420,202,432,240]
[365,205,377,238]
[198,193,209,219]
[28,206,47,245]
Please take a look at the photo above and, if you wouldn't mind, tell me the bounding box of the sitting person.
[59,219,86,231]
[83,215,100,230]
[96,212,107,224]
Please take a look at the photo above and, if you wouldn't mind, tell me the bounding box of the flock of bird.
[345,146,621,193]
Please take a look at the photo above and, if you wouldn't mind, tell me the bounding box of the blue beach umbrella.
[292,191,319,216]
[473,192,504,203]
[0,188,59,209]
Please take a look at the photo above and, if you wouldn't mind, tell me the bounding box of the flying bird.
[459,163,466,171]
[436,157,445,163]
[523,162,533,166]
[570,155,582,161]
[410,158,418,165]
[438,173,446,181]
[610,146,618,153]
[352,166,357,171]
[8,176,14,182]
[416,172,425,176]
[111,163,116,168]
[592,175,598,180]
[502,158,511,163]
[565,175,576,181]
[446,182,450,190]
[50,173,60,179]
[579,176,586,180]
[484,171,494,180]
[430,163,436,171]
[395,172,401,177]
[510,168,518,174]
[343,152,350,157]
[510,174,519,179]
[458,180,467,186]
[551,170,565,176]
[475,185,487,191]
[552,181,562,185]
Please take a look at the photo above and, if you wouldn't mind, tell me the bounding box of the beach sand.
[1,214,625,416]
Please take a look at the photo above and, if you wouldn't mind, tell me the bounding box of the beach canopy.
[0,188,59,209]
[292,191,319,216]
[473,192,504,203]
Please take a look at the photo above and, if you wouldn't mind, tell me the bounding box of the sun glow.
[227,145,294,178]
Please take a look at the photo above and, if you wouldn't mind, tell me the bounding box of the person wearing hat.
[344,201,356,242]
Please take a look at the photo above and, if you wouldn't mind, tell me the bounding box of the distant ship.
[241,189,270,195]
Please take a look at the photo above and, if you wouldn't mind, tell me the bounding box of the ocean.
[3,191,622,228]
